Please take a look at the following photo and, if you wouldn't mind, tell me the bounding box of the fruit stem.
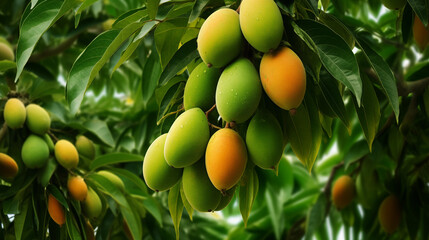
[157,107,185,125]
[205,104,216,118]
[48,130,59,143]
[289,109,297,116]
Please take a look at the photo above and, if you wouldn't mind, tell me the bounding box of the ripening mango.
[26,104,51,135]
[143,134,182,191]
[48,194,65,226]
[0,153,18,180]
[381,0,406,10]
[215,187,235,211]
[216,58,261,123]
[246,109,283,169]
[413,15,429,52]
[206,128,247,191]
[22,135,49,168]
[0,42,14,61]
[183,62,221,111]
[239,0,283,52]
[197,8,242,68]
[260,47,306,110]
[67,175,88,201]
[43,134,55,152]
[378,194,401,234]
[97,170,125,190]
[182,160,222,212]
[164,108,210,168]
[4,98,26,129]
[331,175,355,209]
[55,140,79,169]
[76,135,95,160]
[83,187,102,219]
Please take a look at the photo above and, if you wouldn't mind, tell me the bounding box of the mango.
[22,135,49,168]
[381,0,406,10]
[4,98,26,129]
[67,175,88,201]
[43,134,55,152]
[206,128,247,191]
[246,109,283,169]
[0,153,18,180]
[239,0,283,52]
[97,170,125,190]
[143,134,182,191]
[355,159,380,209]
[216,58,261,123]
[164,108,210,168]
[197,8,242,68]
[260,47,306,110]
[378,194,401,234]
[413,15,429,52]
[83,187,102,219]
[0,42,14,61]
[55,140,79,169]
[76,135,95,160]
[48,194,65,226]
[26,104,51,135]
[331,175,355,209]
[215,187,235,211]
[183,62,221,111]
[182,160,222,212]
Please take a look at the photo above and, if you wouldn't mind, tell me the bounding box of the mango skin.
[4,98,26,129]
[246,109,283,169]
[55,140,79,169]
[48,194,65,226]
[67,175,88,201]
[76,135,96,160]
[0,153,19,180]
[143,134,182,191]
[83,187,102,219]
[164,108,210,168]
[197,8,242,68]
[413,15,429,52]
[239,0,284,52]
[184,62,221,111]
[260,47,306,110]
[182,160,221,212]
[216,58,262,123]
[215,187,235,211]
[22,135,49,168]
[0,42,14,61]
[381,0,406,10]
[378,194,401,234]
[331,175,355,209]
[26,104,51,135]
[97,170,125,190]
[206,128,247,191]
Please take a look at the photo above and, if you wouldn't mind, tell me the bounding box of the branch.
[29,34,80,62]
[156,107,184,125]
[0,123,8,143]
[47,130,59,143]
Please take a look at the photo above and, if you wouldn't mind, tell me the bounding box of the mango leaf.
[239,165,259,227]
[113,8,148,29]
[344,139,369,169]
[66,212,82,240]
[83,119,115,147]
[147,0,160,19]
[305,193,327,240]
[408,0,428,26]
[47,185,69,210]
[109,168,149,196]
[120,203,143,240]
[112,38,143,73]
[168,182,183,240]
[189,0,210,23]
[15,0,80,81]
[134,20,158,42]
[38,157,57,187]
[90,174,128,207]
[14,199,29,240]
[76,0,98,15]
[90,153,144,170]
[318,12,355,49]
[142,50,162,104]
[180,180,193,220]
[66,22,144,114]
[357,40,399,122]
[297,20,362,105]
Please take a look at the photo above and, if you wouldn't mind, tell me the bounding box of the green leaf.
[0,60,16,73]
[83,119,115,147]
[305,193,327,240]
[90,153,144,170]
[66,212,82,240]
[113,38,143,73]
[38,157,57,187]
[408,0,428,26]
[180,180,193,221]
[357,40,399,122]
[15,0,80,81]
[239,165,259,227]
[90,174,128,207]
[113,8,148,29]
[168,182,183,240]
[76,0,98,15]
[66,22,143,114]
[318,12,355,49]
[343,140,369,169]
[147,0,160,19]
[47,185,69,210]
[142,50,162,104]
[14,199,29,240]
[297,20,362,105]
[109,168,149,196]
[189,0,210,23]
[134,20,158,42]
[120,203,143,240]
[353,73,380,151]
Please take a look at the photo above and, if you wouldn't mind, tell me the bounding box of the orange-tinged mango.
[48,194,65,226]
[67,175,88,201]
[4,98,26,129]
[413,15,429,52]
[55,140,79,169]
[0,153,18,180]
[331,175,355,209]
[378,194,401,234]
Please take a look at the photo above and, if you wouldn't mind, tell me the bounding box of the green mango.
[97,170,125,190]
[76,135,95,160]
[83,187,102,219]
[182,160,221,212]
[22,135,50,168]
[164,108,210,168]
[26,104,51,135]
[216,58,261,123]
[183,62,221,111]
[215,187,235,211]
[246,109,284,169]
[4,98,26,129]
[0,42,14,61]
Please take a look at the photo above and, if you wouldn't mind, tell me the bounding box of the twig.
[0,123,8,143]
[29,34,80,62]
[156,107,184,125]
[205,104,216,119]
[408,156,429,175]
[47,130,59,143]
[208,122,222,130]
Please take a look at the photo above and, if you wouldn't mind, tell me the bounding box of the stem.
[205,104,216,119]
[47,130,59,143]
[156,107,184,125]
[0,123,8,143]
[29,34,80,62]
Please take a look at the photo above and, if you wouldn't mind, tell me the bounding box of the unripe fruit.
[26,104,50,135]
[239,0,283,52]
[215,187,235,211]
[331,175,355,209]
[260,47,306,110]
[164,108,210,168]
[216,58,261,123]
[43,134,54,152]
[246,109,283,169]
[0,42,14,61]
[182,160,222,212]
[48,194,65,226]
[97,170,125,190]
[67,175,88,201]
[102,19,115,31]
[206,128,247,191]
[4,98,26,129]
[183,62,221,111]
[413,15,429,52]
[55,140,79,169]
[197,8,242,68]
[378,194,401,234]
[22,135,49,168]
[381,0,406,10]
[83,187,102,219]
[0,153,18,180]
[75,135,95,159]
[143,134,182,191]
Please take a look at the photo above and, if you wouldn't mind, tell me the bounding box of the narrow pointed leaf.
[90,153,144,170]
[168,182,183,240]
[239,165,259,227]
